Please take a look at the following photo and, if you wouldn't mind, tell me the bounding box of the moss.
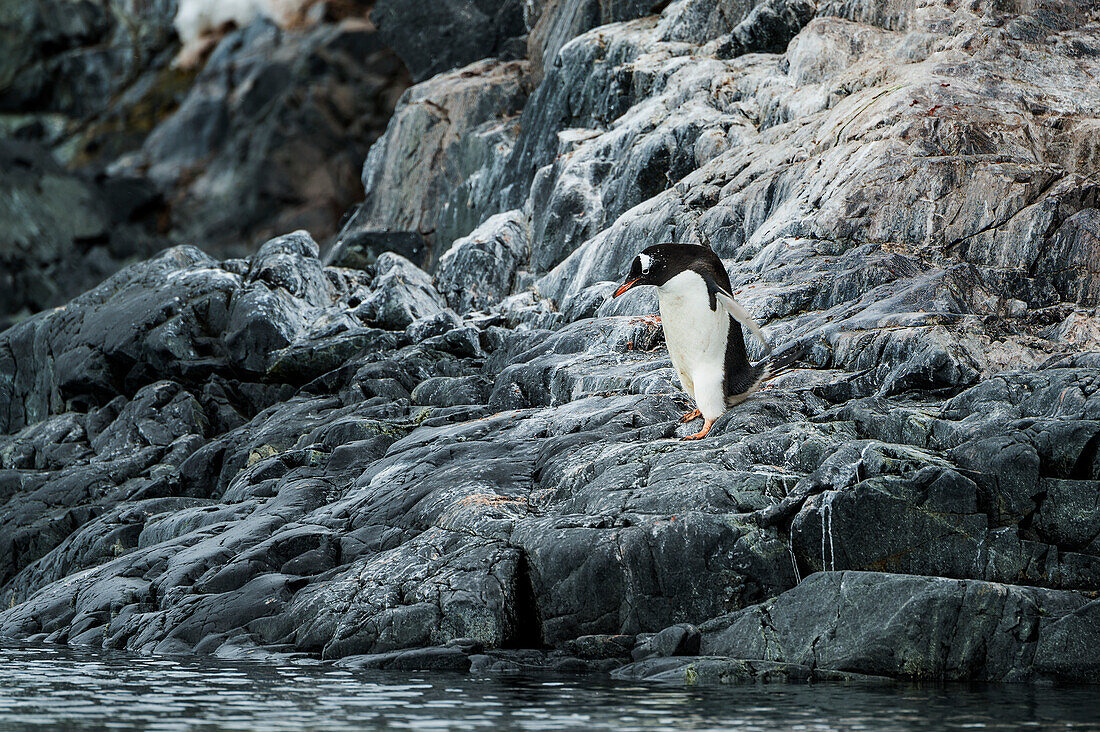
[247,444,279,466]
[684,664,699,685]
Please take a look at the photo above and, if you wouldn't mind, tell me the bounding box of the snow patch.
[174,0,312,45]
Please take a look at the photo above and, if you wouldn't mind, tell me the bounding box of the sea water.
[1,645,1098,731]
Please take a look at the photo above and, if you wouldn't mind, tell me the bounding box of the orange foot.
[681,419,715,441]
[679,408,701,424]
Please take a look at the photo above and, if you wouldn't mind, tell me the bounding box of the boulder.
[699,571,1096,683]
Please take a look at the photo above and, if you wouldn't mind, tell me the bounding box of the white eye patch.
[638,253,653,273]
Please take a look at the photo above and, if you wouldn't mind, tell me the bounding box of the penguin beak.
[613,278,641,297]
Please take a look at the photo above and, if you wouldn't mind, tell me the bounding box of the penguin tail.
[726,339,810,406]
[758,338,808,382]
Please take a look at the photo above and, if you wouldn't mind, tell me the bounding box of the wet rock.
[2,0,1100,687]
[565,634,636,659]
[336,645,473,671]
[612,656,894,684]
[631,623,701,660]
[467,648,624,674]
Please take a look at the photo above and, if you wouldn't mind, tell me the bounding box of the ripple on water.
[0,646,1098,731]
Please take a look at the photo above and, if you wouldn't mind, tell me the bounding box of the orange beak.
[613,278,640,297]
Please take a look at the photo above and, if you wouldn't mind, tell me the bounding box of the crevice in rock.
[504,550,545,649]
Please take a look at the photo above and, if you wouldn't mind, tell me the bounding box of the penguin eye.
[638,253,653,274]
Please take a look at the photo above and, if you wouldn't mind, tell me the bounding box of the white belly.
[657,270,730,420]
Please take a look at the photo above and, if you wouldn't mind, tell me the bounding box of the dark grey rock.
[699,571,1097,682]
[0,140,164,329]
[0,0,178,120]
[435,210,530,313]
[406,310,465,342]
[1034,209,1100,306]
[631,623,701,661]
[565,634,636,659]
[373,0,526,82]
[334,59,531,271]
[355,253,448,330]
[611,655,894,684]
[715,0,817,57]
[336,645,473,671]
[411,376,493,407]
[130,18,409,258]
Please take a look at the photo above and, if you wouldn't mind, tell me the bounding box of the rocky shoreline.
[2,0,1100,684]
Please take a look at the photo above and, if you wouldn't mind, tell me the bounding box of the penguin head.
[612,243,709,297]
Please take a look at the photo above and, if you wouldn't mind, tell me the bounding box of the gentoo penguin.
[612,243,778,440]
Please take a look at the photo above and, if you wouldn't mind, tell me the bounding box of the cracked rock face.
[2,0,1100,685]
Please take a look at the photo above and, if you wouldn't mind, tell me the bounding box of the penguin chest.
[657,271,729,385]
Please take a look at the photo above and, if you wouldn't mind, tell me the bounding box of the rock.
[1034,209,1100,306]
[0,231,363,434]
[526,0,661,81]
[656,0,758,44]
[435,210,530,313]
[0,3,408,328]
[405,310,465,342]
[715,0,816,57]
[332,59,531,271]
[611,656,893,684]
[356,253,448,329]
[131,17,409,257]
[411,376,492,407]
[0,140,164,330]
[0,0,179,120]
[565,633,636,659]
[373,0,527,82]
[631,623,701,660]
[698,571,1097,683]
[336,645,473,671]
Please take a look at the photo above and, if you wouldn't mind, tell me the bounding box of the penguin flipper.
[714,289,771,355]
[696,269,770,352]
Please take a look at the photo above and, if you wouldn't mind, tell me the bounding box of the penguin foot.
[679,408,701,424]
[681,419,714,440]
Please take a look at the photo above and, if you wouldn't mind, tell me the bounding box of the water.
[1,646,1098,731]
